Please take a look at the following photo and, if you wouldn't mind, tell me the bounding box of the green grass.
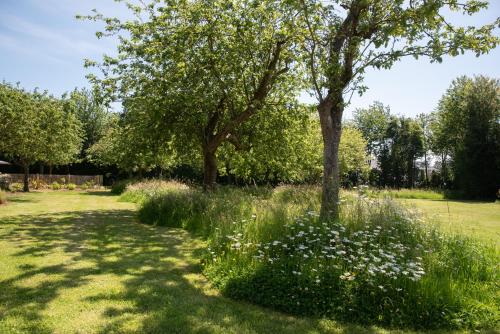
[0,190,6,204]
[375,189,445,200]
[402,198,500,246]
[2,190,483,334]
[121,183,499,330]
[354,188,499,245]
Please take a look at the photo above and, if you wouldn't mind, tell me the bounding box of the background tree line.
[352,76,499,200]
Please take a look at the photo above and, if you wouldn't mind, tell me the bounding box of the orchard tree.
[87,109,179,176]
[299,0,499,218]
[81,0,303,190]
[0,84,45,191]
[0,84,83,191]
[219,104,323,184]
[39,94,83,174]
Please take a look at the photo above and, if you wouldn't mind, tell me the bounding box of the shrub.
[51,182,61,190]
[8,183,23,192]
[84,180,95,189]
[30,179,47,190]
[67,183,76,190]
[203,196,499,330]
[111,179,132,195]
[0,190,7,204]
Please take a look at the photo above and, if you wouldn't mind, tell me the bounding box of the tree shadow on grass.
[0,209,465,334]
[81,190,117,197]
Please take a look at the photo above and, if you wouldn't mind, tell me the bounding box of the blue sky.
[1,0,499,118]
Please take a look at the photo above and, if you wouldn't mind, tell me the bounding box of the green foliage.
[87,112,177,174]
[218,109,368,185]
[67,183,76,191]
[339,127,370,186]
[378,117,425,188]
[0,84,47,170]
[51,182,61,191]
[8,183,23,192]
[0,174,10,191]
[300,0,498,218]
[0,83,83,191]
[433,76,500,199]
[110,180,133,195]
[353,102,392,155]
[128,180,498,329]
[29,179,48,190]
[204,196,499,330]
[81,0,305,187]
[66,88,110,157]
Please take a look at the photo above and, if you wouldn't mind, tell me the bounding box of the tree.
[39,94,83,174]
[218,104,322,184]
[433,76,499,198]
[81,0,303,190]
[0,83,83,191]
[379,117,424,188]
[0,84,45,191]
[299,0,498,219]
[353,101,391,156]
[87,106,179,176]
[338,127,370,186]
[416,113,433,187]
[66,88,110,157]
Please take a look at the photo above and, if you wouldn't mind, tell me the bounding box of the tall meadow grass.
[120,180,499,330]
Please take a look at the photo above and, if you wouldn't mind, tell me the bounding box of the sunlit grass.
[2,190,485,333]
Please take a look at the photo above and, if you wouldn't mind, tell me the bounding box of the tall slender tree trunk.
[423,151,429,187]
[203,146,217,191]
[23,164,30,192]
[318,96,343,220]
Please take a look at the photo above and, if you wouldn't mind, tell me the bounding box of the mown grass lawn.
[402,198,500,245]
[0,191,497,334]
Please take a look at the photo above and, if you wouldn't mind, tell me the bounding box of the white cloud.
[0,13,113,58]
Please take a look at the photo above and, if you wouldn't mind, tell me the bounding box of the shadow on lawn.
[0,209,388,334]
[81,190,117,197]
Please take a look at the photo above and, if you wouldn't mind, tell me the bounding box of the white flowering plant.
[204,196,499,329]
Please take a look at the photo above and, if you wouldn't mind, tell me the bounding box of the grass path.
[0,191,494,334]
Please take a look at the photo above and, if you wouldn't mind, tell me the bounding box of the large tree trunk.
[23,164,30,192]
[318,96,343,220]
[203,146,218,191]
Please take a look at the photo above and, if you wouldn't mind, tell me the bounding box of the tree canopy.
[432,76,499,198]
[0,83,83,191]
[298,0,498,218]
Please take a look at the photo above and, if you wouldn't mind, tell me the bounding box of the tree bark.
[318,96,343,220]
[203,146,217,191]
[423,151,429,187]
[23,164,30,192]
